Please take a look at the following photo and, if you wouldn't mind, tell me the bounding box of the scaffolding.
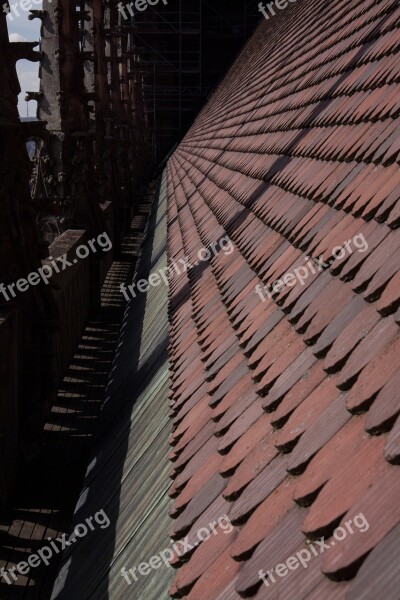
[121,0,261,164]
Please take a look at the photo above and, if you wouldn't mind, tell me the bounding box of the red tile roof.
[165,0,400,597]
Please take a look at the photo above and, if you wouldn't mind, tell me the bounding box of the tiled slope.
[166,1,400,599]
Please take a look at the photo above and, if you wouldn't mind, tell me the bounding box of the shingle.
[365,371,400,433]
[222,430,278,499]
[164,1,400,598]
[185,549,241,600]
[235,507,305,596]
[321,465,400,579]
[270,362,327,427]
[384,414,400,463]
[220,413,272,477]
[346,522,400,600]
[302,434,387,538]
[169,530,237,597]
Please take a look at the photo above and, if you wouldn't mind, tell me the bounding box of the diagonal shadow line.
[168,6,396,312]
[47,178,171,600]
